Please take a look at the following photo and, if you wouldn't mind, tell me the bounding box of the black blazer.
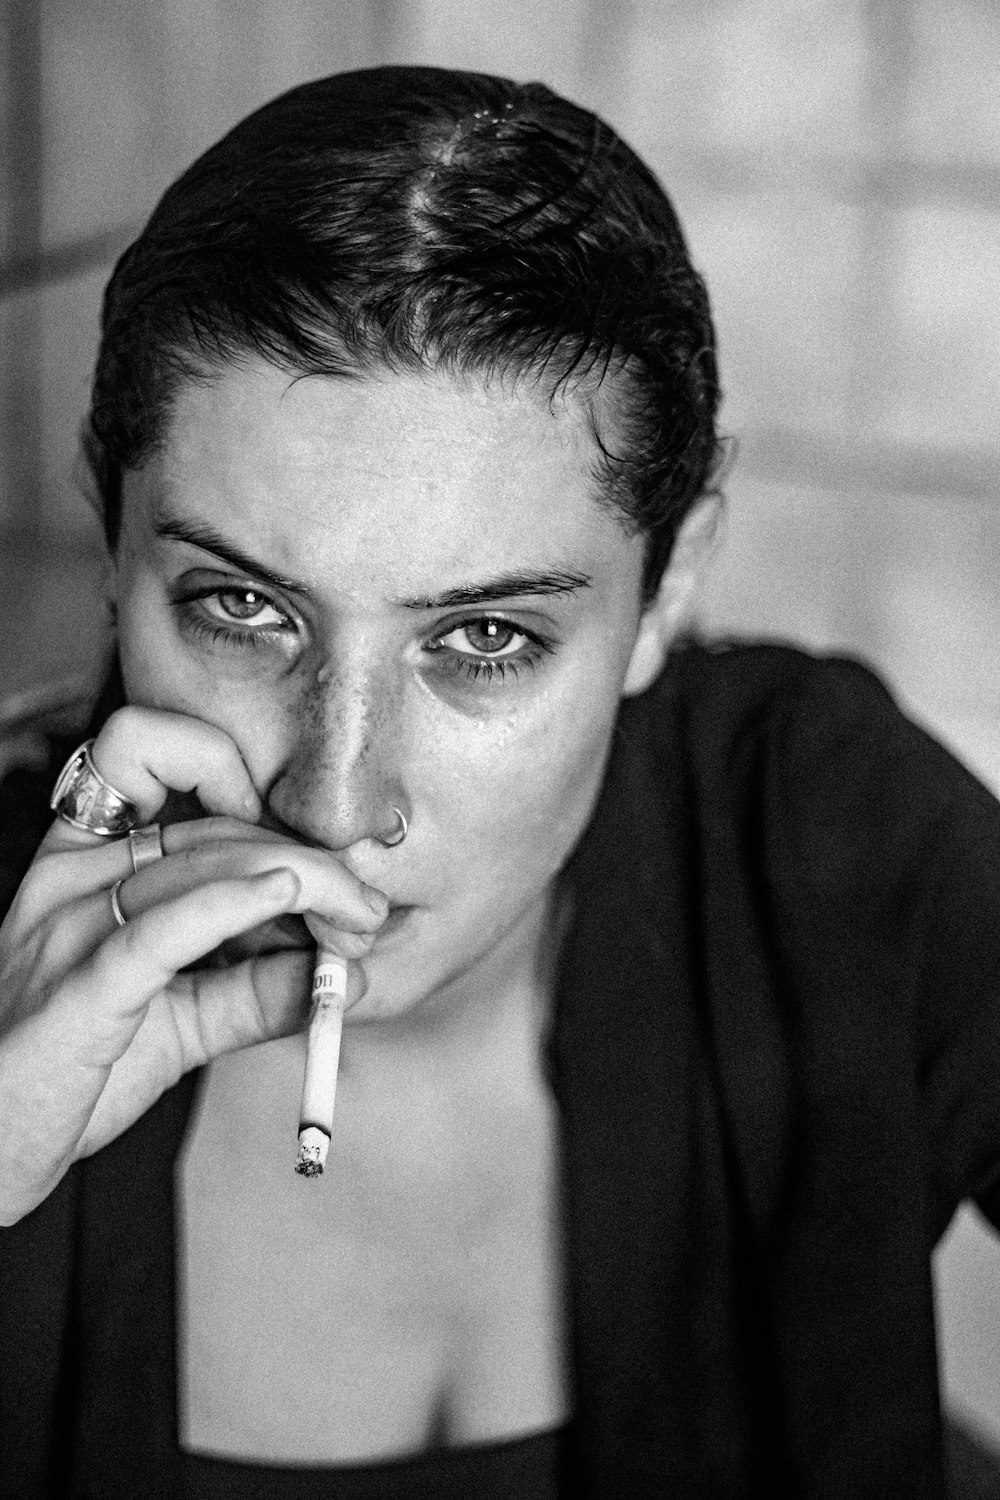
[2,644,998,1497]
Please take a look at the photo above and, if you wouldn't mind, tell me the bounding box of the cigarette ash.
[295,1143,325,1178]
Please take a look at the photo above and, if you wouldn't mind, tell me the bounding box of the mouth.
[220,905,419,961]
[373,904,417,944]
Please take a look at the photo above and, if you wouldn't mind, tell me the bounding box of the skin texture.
[110,358,710,1462]
[0,355,719,1453]
[0,353,715,1229]
[114,359,681,1052]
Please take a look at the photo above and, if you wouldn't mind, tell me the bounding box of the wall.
[1,0,998,1449]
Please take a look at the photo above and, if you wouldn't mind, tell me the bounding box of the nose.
[264,658,407,853]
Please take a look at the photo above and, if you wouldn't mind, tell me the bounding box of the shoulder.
[647,636,915,753]
[620,640,1000,1065]
[636,639,998,901]
[632,641,1000,1232]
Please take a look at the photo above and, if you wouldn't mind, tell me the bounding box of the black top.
[1,643,999,1499]
[182,1425,570,1499]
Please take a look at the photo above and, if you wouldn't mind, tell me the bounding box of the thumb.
[172,948,368,1067]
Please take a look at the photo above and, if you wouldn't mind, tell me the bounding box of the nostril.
[261,708,405,852]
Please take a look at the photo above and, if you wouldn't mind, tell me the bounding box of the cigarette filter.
[294,950,347,1178]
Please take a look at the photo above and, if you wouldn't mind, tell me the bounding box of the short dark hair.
[86,65,722,596]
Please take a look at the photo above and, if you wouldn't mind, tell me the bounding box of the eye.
[201,588,288,628]
[425,614,555,689]
[436,617,526,658]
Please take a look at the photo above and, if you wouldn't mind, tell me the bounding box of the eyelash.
[172,585,555,684]
[427,638,552,684]
[173,589,294,653]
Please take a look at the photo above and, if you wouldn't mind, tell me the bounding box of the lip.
[374,904,417,943]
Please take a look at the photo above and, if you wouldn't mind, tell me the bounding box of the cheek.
[417,667,622,878]
[117,585,176,705]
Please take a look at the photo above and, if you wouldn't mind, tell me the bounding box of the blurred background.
[1,0,998,1458]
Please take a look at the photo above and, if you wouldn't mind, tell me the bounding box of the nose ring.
[381,806,408,847]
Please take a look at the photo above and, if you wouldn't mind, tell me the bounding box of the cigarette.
[294,949,347,1178]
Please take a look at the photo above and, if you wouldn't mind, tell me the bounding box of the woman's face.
[114,359,666,1024]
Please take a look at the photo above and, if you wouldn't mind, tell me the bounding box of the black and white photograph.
[1,4,998,1495]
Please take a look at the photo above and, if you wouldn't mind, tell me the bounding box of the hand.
[0,706,387,1225]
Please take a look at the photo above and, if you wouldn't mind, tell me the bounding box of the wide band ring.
[128,824,164,872]
[50,740,140,837]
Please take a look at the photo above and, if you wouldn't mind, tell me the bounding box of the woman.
[0,66,998,1498]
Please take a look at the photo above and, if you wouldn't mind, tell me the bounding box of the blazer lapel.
[68,1071,199,1497]
[551,693,717,1493]
[0,1167,81,1497]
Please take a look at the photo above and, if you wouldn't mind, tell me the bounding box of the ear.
[72,432,104,526]
[622,496,723,698]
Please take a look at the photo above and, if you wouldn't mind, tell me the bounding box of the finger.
[302,910,379,961]
[16,817,278,936]
[16,837,148,917]
[11,819,385,976]
[75,949,368,1158]
[164,817,297,850]
[35,812,298,882]
[119,837,388,934]
[175,945,368,1065]
[0,886,126,990]
[52,869,304,1069]
[90,706,262,823]
[11,824,256,944]
[29,814,298,899]
[1,870,307,1014]
[0,872,298,1222]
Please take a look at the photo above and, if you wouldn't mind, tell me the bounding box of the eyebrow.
[154,514,302,593]
[154,511,592,608]
[396,570,592,610]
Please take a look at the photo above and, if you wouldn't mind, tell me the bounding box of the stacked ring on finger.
[128,823,164,871]
[50,739,141,836]
[110,879,129,927]
[110,823,165,926]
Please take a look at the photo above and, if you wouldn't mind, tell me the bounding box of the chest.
[176,1037,569,1464]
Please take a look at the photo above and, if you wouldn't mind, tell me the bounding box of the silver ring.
[128,824,164,872]
[381,806,408,847]
[110,878,128,927]
[50,740,140,837]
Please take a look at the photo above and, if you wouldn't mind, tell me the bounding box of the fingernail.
[364,884,389,919]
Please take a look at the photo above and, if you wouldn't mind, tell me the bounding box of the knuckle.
[182,720,242,777]
[161,819,272,859]
[176,844,235,884]
[176,816,240,844]
[95,705,144,760]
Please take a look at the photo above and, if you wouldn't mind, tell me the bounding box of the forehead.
[130,358,641,600]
